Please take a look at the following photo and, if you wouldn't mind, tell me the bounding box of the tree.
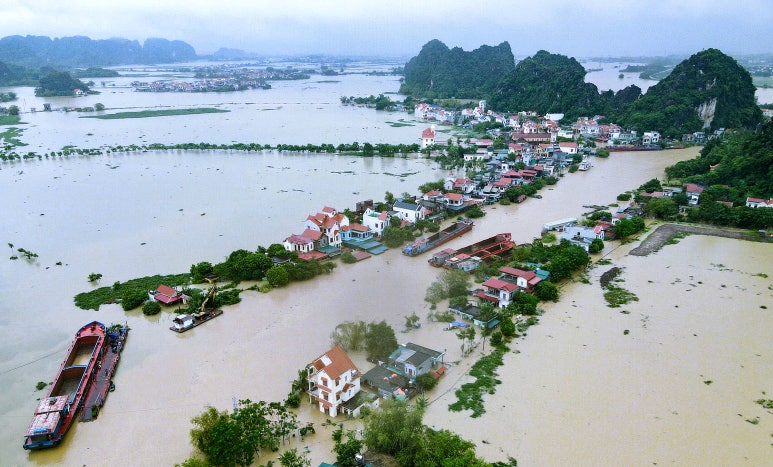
[190,406,247,467]
[332,427,363,467]
[88,272,103,283]
[362,399,425,461]
[142,301,162,316]
[645,198,678,220]
[534,281,559,301]
[279,448,310,467]
[330,320,368,351]
[588,238,604,254]
[265,266,290,287]
[94,102,105,111]
[190,261,213,283]
[457,326,476,355]
[365,321,398,362]
[120,288,147,311]
[8,104,19,116]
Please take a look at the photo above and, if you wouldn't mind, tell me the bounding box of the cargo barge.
[402,218,473,256]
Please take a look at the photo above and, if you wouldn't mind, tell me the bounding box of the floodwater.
[1,64,770,466]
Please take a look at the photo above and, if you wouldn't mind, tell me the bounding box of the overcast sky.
[1,0,771,59]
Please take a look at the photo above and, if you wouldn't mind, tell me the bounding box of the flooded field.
[1,64,770,466]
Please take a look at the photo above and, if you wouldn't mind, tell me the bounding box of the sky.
[1,0,771,59]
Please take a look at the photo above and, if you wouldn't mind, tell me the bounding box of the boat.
[170,285,223,333]
[578,158,592,171]
[428,233,515,268]
[402,218,474,257]
[23,321,108,450]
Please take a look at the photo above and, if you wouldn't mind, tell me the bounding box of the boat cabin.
[171,314,194,331]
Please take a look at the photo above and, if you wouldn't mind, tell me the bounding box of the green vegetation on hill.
[35,70,90,97]
[400,39,515,99]
[489,50,609,119]
[618,48,763,137]
[664,120,773,229]
[0,35,197,68]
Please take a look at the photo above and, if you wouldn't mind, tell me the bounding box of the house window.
[321,377,328,387]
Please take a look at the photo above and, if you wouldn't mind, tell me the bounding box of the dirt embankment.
[629,223,770,256]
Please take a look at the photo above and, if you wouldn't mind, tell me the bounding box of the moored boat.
[428,233,514,267]
[402,218,474,256]
[23,321,107,450]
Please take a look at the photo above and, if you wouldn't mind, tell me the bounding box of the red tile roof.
[310,345,359,380]
[481,277,518,292]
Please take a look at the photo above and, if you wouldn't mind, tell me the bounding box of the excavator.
[193,285,217,319]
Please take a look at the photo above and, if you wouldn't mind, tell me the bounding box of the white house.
[362,208,389,236]
[392,201,425,224]
[306,345,361,418]
[499,266,542,292]
[475,277,518,308]
[421,125,435,149]
[283,234,315,254]
[303,206,349,248]
[642,131,661,144]
[746,197,773,208]
[558,141,578,154]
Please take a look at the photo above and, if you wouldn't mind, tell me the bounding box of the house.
[746,197,773,208]
[443,192,464,208]
[444,176,476,194]
[421,125,435,149]
[148,284,189,306]
[362,208,389,236]
[449,303,500,328]
[306,345,361,417]
[340,223,372,241]
[685,183,704,206]
[303,206,349,249]
[387,342,445,379]
[393,201,425,224]
[475,277,519,308]
[642,131,661,144]
[558,141,578,154]
[361,365,411,400]
[561,226,599,252]
[499,266,543,291]
[283,234,315,254]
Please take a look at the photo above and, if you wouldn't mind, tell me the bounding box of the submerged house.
[306,345,361,418]
[148,284,189,306]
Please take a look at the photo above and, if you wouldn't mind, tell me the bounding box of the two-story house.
[306,345,361,417]
[393,201,426,224]
[303,206,349,248]
[362,208,389,236]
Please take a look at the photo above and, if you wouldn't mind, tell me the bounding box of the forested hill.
[666,119,773,199]
[0,35,198,68]
[487,50,632,119]
[617,48,763,137]
[399,39,515,99]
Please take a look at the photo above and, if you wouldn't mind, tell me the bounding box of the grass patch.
[74,273,190,310]
[0,127,26,146]
[596,258,612,266]
[755,399,773,409]
[448,347,505,418]
[386,120,414,127]
[0,115,22,126]
[603,284,639,308]
[82,108,229,120]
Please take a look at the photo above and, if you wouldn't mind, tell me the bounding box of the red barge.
[428,233,515,268]
[23,321,128,450]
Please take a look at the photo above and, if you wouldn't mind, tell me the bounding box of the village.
[130,64,310,92]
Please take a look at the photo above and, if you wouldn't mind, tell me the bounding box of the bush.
[121,289,147,311]
[265,266,290,287]
[340,252,357,264]
[616,192,632,201]
[142,301,162,316]
[534,281,559,301]
[416,373,439,391]
[285,393,301,408]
